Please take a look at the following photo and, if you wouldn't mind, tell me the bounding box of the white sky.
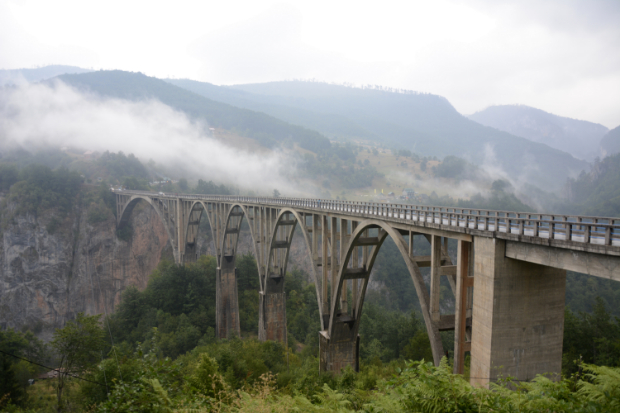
[1,0,619,128]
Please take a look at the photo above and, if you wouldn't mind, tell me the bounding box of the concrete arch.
[218,203,260,271]
[182,200,219,263]
[118,195,178,261]
[329,219,444,366]
[266,208,326,323]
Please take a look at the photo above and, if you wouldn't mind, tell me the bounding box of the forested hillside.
[566,152,620,217]
[55,71,331,153]
[220,81,587,190]
[600,125,620,157]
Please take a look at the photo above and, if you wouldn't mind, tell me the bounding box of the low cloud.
[0,81,306,195]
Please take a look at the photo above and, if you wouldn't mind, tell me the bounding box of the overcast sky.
[1,0,618,128]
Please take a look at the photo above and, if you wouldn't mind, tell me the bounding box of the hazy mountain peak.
[468,104,609,160]
[0,65,92,86]
[600,125,620,157]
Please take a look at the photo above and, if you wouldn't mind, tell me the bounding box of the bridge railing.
[114,190,620,248]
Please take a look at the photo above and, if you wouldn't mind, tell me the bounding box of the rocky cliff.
[0,200,170,340]
[0,198,314,340]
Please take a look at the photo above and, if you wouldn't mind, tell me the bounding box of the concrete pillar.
[319,328,359,373]
[470,237,566,387]
[216,256,240,339]
[258,292,287,342]
[453,240,473,374]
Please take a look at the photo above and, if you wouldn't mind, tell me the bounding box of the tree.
[273,189,281,197]
[51,313,106,412]
[178,178,188,191]
[0,328,47,407]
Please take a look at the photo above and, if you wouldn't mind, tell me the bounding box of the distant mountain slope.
[567,152,620,218]
[0,65,92,85]
[165,78,382,141]
[468,105,608,161]
[227,81,587,190]
[600,125,620,157]
[54,71,330,152]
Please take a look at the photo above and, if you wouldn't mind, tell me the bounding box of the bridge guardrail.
[113,189,620,248]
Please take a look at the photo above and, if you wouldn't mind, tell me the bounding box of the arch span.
[322,219,444,371]
[181,200,220,264]
[117,195,179,262]
[264,209,328,327]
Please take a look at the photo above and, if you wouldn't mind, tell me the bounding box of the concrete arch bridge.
[115,190,620,386]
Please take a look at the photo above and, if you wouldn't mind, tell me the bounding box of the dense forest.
[2,254,619,412]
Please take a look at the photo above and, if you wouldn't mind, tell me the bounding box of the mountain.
[0,65,92,85]
[600,125,620,157]
[221,81,587,190]
[468,105,608,161]
[165,78,383,142]
[567,152,620,218]
[54,71,330,153]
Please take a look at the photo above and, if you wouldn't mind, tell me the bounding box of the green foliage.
[87,200,111,224]
[577,364,620,411]
[116,224,133,241]
[45,217,61,234]
[563,297,620,375]
[359,304,429,363]
[4,165,82,217]
[92,341,183,413]
[193,179,232,195]
[0,329,46,408]
[0,148,74,171]
[178,178,188,191]
[51,312,106,411]
[0,352,25,409]
[96,151,149,181]
[181,339,287,391]
[300,151,383,190]
[433,155,478,180]
[186,354,223,398]
[122,176,148,190]
[565,271,620,317]
[0,163,19,192]
[107,258,217,358]
[567,153,620,217]
[284,268,321,353]
[456,180,535,212]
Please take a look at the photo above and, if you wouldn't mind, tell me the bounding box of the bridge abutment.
[470,237,566,387]
[216,256,241,339]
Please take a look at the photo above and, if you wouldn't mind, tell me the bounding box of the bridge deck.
[114,189,620,257]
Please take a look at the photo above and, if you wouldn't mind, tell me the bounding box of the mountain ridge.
[468,104,608,161]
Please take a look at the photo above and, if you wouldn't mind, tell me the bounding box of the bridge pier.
[258,269,287,342]
[216,256,241,339]
[319,329,359,373]
[258,292,287,342]
[470,237,566,387]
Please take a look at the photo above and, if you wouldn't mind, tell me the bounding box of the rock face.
[0,201,171,340]
[0,200,315,340]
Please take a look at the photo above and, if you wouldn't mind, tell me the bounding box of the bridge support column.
[258,292,287,342]
[319,323,359,373]
[470,237,566,387]
[216,256,240,339]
